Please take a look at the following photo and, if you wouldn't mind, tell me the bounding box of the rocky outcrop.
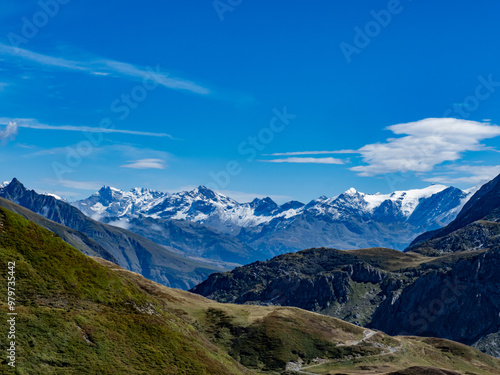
[407,221,500,255]
[343,262,385,283]
[370,248,500,357]
[190,248,399,322]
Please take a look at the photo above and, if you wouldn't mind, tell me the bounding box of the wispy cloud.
[424,165,500,185]
[0,43,210,95]
[25,144,170,162]
[350,118,500,176]
[265,150,357,156]
[121,158,166,169]
[0,121,18,143]
[0,117,173,138]
[260,157,345,164]
[46,179,103,191]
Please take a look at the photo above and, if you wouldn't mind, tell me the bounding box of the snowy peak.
[190,185,218,200]
[185,186,237,208]
[278,200,304,211]
[387,184,449,217]
[345,187,358,195]
[325,184,451,218]
[93,186,123,205]
[74,185,168,219]
[249,197,279,216]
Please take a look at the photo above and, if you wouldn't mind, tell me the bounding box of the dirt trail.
[286,329,401,374]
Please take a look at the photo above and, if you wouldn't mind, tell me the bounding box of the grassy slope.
[0,207,499,374]
[339,247,489,273]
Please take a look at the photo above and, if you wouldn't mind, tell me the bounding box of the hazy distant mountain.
[102,215,265,265]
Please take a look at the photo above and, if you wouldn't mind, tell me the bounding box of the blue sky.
[1,0,500,203]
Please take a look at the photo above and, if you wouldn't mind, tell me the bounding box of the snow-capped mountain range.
[73,184,473,255]
[74,185,304,231]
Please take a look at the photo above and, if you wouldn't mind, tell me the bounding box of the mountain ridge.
[73,182,473,255]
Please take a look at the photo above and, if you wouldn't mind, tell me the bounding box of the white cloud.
[0,43,210,95]
[265,150,357,156]
[48,179,103,191]
[424,165,500,185]
[107,218,130,230]
[260,157,345,164]
[0,117,173,139]
[0,121,18,143]
[43,190,81,199]
[121,158,166,169]
[351,118,500,176]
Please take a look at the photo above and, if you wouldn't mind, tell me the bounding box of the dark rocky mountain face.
[248,197,279,216]
[409,175,500,249]
[407,221,500,256]
[451,173,500,226]
[370,248,500,356]
[0,179,223,289]
[1,178,87,230]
